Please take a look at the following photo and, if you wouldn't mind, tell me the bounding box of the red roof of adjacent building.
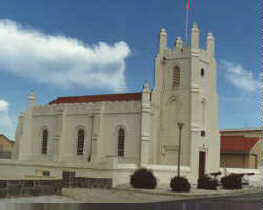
[220,128,262,133]
[49,92,142,104]
[221,135,260,153]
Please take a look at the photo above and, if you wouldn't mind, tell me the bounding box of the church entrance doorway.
[199,151,206,177]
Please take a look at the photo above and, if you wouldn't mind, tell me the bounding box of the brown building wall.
[221,154,246,168]
[248,154,257,169]
[0,135,14,153]
[220,129,262,169]
[221,153,258,169]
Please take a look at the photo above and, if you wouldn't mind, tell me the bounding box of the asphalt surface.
[0,192,261,210]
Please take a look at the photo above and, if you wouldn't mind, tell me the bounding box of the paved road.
[0,193,261,210]
[217,192,263,202]
[185,193,263,210]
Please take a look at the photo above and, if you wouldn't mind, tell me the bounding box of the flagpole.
[185,0,191,46]
[185,5,189,46]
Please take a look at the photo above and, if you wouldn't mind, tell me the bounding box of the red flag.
[186,0,191,9]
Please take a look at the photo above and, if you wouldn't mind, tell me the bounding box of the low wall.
[65,177,112,189]
[0,179,62,198]
[0,176,113,198]
[0,159,114,193]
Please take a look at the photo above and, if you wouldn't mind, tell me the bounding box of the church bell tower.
[151,23,220,180]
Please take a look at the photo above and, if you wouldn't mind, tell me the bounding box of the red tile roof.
[49,92,142,104]
[221,135,260,153]
[220,129,262,133]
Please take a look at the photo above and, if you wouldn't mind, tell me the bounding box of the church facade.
[12,23,220,183]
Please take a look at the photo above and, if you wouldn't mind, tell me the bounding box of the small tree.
[170,176,191,192]
[221,173,243,189]
[130,168,157,189]
[197,175,219,190]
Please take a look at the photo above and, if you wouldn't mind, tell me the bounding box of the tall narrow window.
[118,128,125,157]
[77,129,85,155]
[173,66,180,88]
[41,129,48,154]
[201,68,204,77]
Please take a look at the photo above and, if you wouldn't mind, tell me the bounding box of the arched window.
[201,68,204,77]
[173,66,180,88]
[41,129,48,154]
[77,129,85,155]
[118,128,125,157]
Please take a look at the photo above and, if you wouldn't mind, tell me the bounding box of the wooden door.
[199,151,206,177]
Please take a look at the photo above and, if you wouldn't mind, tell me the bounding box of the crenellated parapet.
[159,42,210,65]
[32,103,65,115]
[32,99,141,116]
[64,102,101,115]
[103,100,141,114]
[161,47,192,60]
[157,23,215,63]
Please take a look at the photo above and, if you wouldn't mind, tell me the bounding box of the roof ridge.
[222,126,262,129]
[56,92,142,98]
[49,92,142,105]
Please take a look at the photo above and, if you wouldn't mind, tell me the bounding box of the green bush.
[197,175,218,190]
[130,168,157,189]
[170,176,191,192]
[221,173,243,189]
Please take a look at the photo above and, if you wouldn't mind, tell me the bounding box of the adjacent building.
[0,135,14,159]
[220,128,262,169]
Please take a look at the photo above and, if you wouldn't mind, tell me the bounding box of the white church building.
[10,23,220,186]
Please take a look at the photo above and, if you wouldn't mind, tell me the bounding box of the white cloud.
[0,99,13,139]
[0,19,131,90]
[220,60,259,92]
[0,100,8,112]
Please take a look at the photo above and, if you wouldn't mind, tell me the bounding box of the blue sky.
[0,0,261,139]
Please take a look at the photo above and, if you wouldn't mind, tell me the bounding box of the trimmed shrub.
[221,173,243,189]
[197,175,218,190]
[170,176,191,192]
[130,168,157,189]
